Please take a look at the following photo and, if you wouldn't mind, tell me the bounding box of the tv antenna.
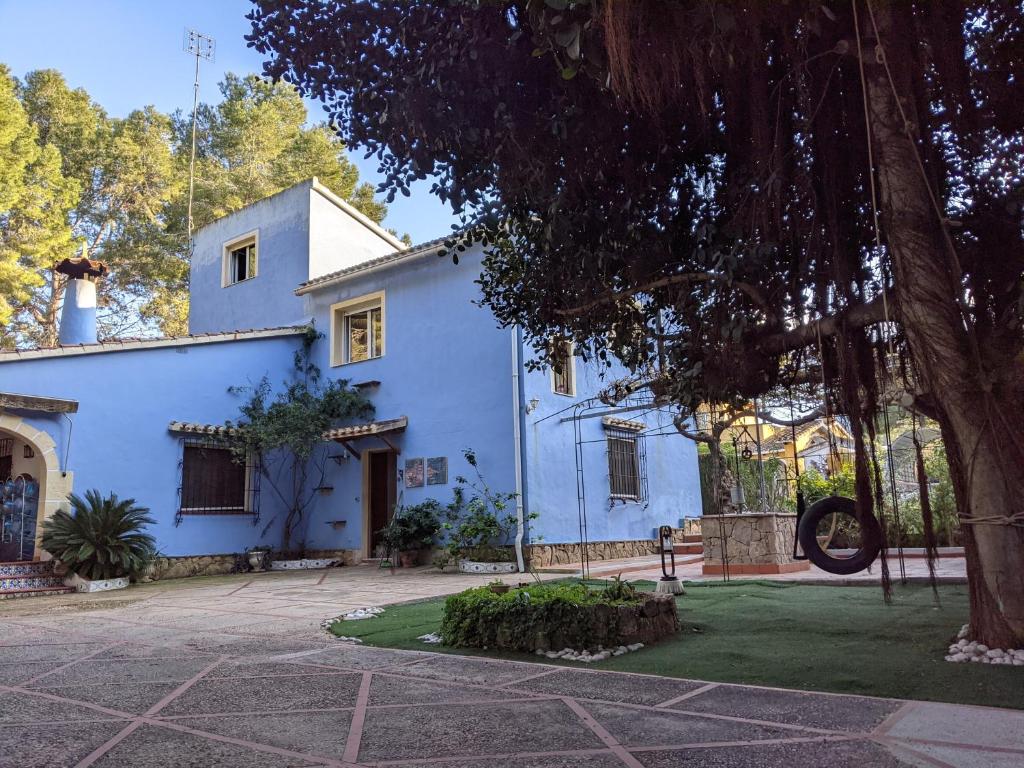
[183,29,215,242]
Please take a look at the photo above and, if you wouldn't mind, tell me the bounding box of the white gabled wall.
[307,181,405,282]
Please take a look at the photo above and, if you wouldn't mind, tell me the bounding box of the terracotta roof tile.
[296,235,451,294]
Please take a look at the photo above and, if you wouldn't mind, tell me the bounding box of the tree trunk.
[865,6,1024,647]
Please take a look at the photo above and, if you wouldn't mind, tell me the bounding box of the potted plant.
[377,500,443,567]
[488,578,510,595]
[40,489,156,592]
[439,449,537,574]
[246,545,272,571]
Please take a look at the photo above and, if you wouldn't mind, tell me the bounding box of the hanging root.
[913,421,940,596]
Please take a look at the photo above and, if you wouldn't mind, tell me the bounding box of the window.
[331,292,385,366]
[604,421,647,501]
[223,231,258,286]
[178,442,251,514]
[551,340,575,396]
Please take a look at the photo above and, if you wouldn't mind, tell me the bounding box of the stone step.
[0,573,65,591]
[0,560,55,578]
[680,534,702,544]
[0,585,75,600]
[673,543,704,555]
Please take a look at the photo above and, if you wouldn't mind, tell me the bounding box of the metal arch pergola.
[533,393,679,580]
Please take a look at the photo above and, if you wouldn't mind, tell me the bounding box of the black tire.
[797,495,882,575]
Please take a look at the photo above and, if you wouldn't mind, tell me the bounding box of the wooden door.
[368,451,395,556]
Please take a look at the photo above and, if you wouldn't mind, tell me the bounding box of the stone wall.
[532,593,679,652]
[139,548,359,582]
[701,513,809,575]
[525,522,701,568]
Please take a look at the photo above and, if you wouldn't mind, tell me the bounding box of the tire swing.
[797,495,882,575]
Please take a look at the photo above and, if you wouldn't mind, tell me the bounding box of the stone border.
[270,558,339,571]
[525,522,702,569]
[458,559,518,574]
[140,548,360,581]
[65,573,129,592]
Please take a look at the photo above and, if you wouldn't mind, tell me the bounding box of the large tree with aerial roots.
[248,0,1024,646]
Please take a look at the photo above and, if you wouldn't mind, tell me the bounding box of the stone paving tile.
[369,672,543,706]
[884,701,1024,752]
[0,660,63,685]
[0,625,55,645]
[158,671,363,716]
[391,754,626,767]
[0,641,106,664]
[0,689,125,723]
[170,710,353,760]
[397,654,553,686]
[184,634,330,656]
[632,739,920,767]
[670,684,901,732]
[0,719,128,768]
[357,699,604,762]
[206,658,354,679]
[510,668,706,706]
[91,723,315,767]
[25,656,217,688]
[91,643,219,660]
[292,645,429,671]
[894,742,1024,768]
[37,680,183,714]
[583,701,805,747]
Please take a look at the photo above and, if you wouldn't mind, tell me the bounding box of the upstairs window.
[550,340,575,396]
[331,292,385,366]
[223,232,258,286]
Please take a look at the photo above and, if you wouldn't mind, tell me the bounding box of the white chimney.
[55,258,107,346]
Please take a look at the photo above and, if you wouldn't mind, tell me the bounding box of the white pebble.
[976,644,990,653]
[417,633,442,645]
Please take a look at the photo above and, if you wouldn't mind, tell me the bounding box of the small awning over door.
[325,416,408,457]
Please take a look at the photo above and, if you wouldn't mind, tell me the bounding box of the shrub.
[440,581,677,652]
[41,489,156,580]
[378,499,443,552]
[438,448,536,563]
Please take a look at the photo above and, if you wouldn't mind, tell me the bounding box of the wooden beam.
[336,440,361,459]
[0,391,79,413]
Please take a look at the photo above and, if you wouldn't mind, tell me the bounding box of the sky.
[0,0,458,244]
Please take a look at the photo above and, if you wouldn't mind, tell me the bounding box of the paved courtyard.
[0,565,1019,767]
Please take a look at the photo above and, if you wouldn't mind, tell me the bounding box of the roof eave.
[294,243,445,296]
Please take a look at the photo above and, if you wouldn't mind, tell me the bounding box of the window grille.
[552,341,575,395]
[175,438,260,526]
[606,427,648,501]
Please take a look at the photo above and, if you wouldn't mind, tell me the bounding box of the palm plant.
[41,489,156,580]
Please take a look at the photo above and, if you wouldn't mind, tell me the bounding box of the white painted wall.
[307,183,404,281]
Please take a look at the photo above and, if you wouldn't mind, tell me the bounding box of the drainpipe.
[511,327,526,573]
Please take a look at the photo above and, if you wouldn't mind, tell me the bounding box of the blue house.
[0,179,701,577]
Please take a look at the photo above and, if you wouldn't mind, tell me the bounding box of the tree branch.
[554,271,771,318]
[756,294,895,356]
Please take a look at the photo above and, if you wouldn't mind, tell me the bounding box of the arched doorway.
[0,415,68,562]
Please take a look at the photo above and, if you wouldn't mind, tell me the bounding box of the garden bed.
[440,582,678,653]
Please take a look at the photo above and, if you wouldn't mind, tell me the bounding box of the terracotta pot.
[399,550,419,568]
[489,583,510,595]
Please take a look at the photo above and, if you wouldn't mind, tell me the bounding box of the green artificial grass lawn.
[331,580,1024,710]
